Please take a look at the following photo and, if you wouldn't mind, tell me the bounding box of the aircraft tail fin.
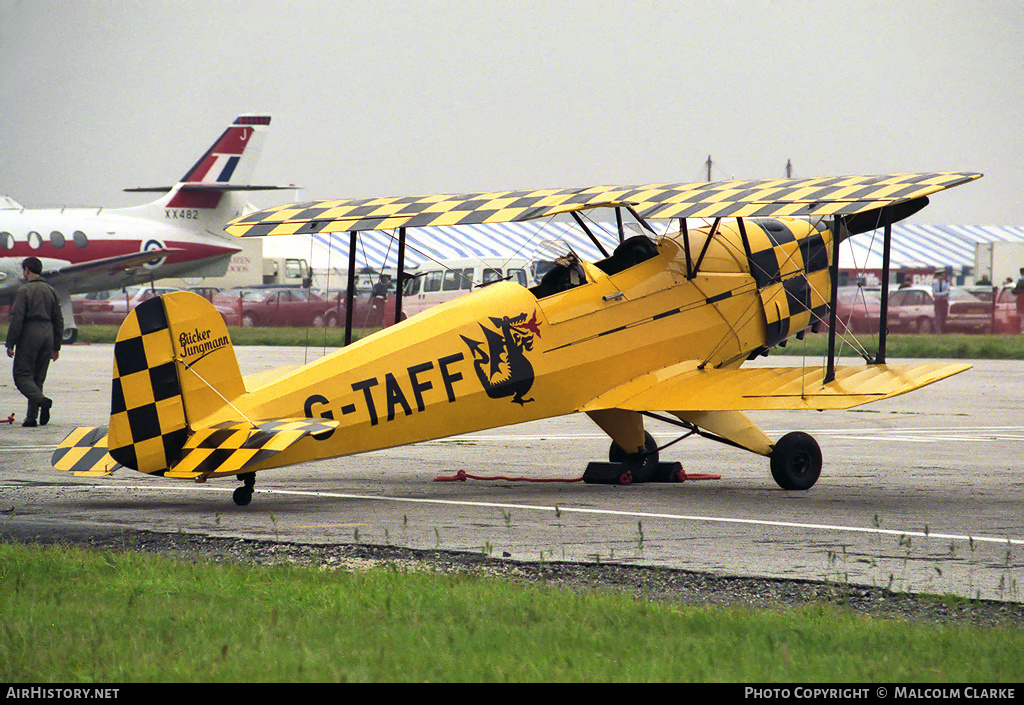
[106,291,246,473]
[122,114,293,217]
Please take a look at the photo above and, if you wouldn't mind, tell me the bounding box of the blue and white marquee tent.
[262,218,1024,277]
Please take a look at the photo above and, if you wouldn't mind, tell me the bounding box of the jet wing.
[1,250,181,298]
[225,172,981,237]
[579,361,972,413]
[2,248,186,298]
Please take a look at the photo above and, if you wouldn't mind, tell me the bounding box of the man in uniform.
[931,268,950,334]
[5,257,63,426]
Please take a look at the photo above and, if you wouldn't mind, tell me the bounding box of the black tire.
[62,328,78,345]
[609,431,659,483]
[770,432,822,490]
[232,486,252,506]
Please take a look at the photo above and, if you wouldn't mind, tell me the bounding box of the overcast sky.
[1,0,1021,225]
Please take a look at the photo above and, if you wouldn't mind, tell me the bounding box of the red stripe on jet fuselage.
[0,239,239,266]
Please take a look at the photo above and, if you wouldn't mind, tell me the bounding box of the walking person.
[5,257,63,426]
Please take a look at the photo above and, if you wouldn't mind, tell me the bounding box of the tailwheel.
[233,472,257,506]
[609,431,659,484]
[770,432,822,490]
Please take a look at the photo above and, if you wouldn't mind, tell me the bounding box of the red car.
[214,288,334,327]
[72,287,182,325]
[833,287,881,334]
[319,290,406,329]
[967,285,1022,334]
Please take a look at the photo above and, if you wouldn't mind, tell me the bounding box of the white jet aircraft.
[0,114,291,342]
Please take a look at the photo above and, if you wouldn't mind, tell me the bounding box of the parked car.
[186,286,222,302]
[318,290,406,329]
[833,287,881,334]
[72,286,182,325]
[886,286,993,333]
[213,287,334,327]
[967,285,1022,333]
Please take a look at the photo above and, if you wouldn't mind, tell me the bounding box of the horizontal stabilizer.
[125,184,296,193]
[167,418,340,479]
[52,427,121,477]
[581,361,972,413]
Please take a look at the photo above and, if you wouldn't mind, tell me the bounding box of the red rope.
[433,468,721,483]
[434,469,583,483]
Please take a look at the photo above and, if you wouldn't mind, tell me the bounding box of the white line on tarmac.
[65,483,1024,548]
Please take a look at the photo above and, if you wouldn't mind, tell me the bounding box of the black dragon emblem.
[461,311,541,406]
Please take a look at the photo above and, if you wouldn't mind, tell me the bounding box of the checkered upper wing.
[225,172,981,236]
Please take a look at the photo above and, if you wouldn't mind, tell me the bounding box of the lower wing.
[580,361,972,413]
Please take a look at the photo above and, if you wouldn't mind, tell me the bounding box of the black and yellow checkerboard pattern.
[51,426,119,476]
[167,418,340,478]
[225,172,980,237]
[107,297,189,474]
[744,219,832,348]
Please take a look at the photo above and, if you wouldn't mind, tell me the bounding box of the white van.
[402,257,530,317]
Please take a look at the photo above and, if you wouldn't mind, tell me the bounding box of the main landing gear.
[233,472,256,506]
[583,431,685,484]
[585,411,824,490]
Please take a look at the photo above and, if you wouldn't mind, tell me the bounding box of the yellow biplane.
[53,172,980,505]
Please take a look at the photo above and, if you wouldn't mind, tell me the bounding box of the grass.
[1,542,1022,683]
[2,315,1023,357]
[52,324,1024,358]
[759,331,1024,360]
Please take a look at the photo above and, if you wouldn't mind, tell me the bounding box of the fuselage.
[0,203,241,298]
[197,217,834,476]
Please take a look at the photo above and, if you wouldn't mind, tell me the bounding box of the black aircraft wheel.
[609,431,659,484]
[233,472,257,506]
[770,432,822,491]
[62,328,78,345]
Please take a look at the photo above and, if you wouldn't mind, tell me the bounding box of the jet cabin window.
[73,231,88,248]
[50,231,65,248]
[27,231,41,249]
[0,232,12,249]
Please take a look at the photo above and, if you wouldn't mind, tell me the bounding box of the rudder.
[108,291,245,473]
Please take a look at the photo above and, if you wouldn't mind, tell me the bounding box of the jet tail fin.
[121,114,294,214]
